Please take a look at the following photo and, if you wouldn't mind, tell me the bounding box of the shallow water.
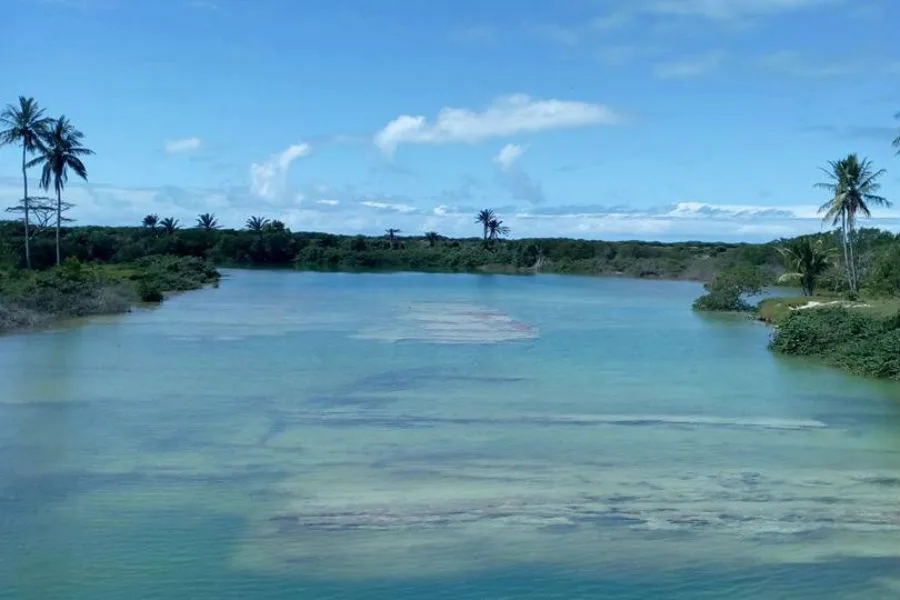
[2,270,900,599]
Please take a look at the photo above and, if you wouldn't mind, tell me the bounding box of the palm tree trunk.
[55,186,62,266]
[840,212,852,293]
[21,144,31,269]
[847,222,858,294]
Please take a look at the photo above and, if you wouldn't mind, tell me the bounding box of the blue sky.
[2,0,900,241]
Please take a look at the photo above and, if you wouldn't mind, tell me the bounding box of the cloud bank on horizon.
[2,0,899,242]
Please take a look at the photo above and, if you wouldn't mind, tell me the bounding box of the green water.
[2,270,900,599]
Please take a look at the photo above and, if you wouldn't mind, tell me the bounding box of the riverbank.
[0,256,220,334]
[752,296,900,381]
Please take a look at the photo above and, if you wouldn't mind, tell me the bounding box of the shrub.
[693,265,767,312]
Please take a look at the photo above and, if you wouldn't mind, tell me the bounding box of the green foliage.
[0,255,218,332]
[776,236,835,296]
[770,307,900,380]
[866,243,900,297]
[693,265,768,312]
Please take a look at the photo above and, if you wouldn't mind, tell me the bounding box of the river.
[2,269,900,598]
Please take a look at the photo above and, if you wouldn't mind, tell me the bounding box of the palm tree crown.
[424,231,441,247]
[246,215,270,232]
[776,236,835,297]
[475,209,495,240]
[143,214,159,229]
[196,213,220,231]
[160,217,180,234]
[487,218,510,241]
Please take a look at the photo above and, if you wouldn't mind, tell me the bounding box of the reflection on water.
[2,270,900,599]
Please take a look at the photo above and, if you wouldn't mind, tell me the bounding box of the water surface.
[2,270,900,599]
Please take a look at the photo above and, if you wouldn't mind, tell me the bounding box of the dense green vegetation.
[0,256,219,333]
[771,308,900,380]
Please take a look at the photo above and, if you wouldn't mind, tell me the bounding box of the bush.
[137,279,164,302]
[693,265,768,312]
[770,307,900,380]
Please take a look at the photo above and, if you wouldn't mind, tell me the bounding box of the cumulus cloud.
[249,143,311,202]
[492,144,545,204]
[494,144,525,171]
[164,137,202,154]
[374,94,623,156]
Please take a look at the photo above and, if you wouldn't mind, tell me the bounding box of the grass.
[756,295,900,325]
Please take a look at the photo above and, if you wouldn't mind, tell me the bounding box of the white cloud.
[360,200,418,213]
[164,137,202,154]
[317,199,340,206]
[249,143,311,202]
[654,51,725,79]
[494,144,525,171]
[374,94,623,156]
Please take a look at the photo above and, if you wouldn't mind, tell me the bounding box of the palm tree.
[196,212,219,231]
[160,217,180,234]
[475,209,495,240]
[142,214,159,230]
[246,215,270,232]
[0,97,53,268]
[777,236,835,297]
[816,153,890,293]
[386,228,401,249]
[27,116,93,266]
[487,218,510,242]
[424,231,441,248]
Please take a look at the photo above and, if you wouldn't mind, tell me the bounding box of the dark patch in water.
[861,476,900,487]
[306,395,398,409]
[341,367,525,394]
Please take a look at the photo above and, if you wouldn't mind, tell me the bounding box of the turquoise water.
[2,270,900,599]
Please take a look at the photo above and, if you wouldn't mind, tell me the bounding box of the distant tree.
[386,228,401,249]
[487,218,510,242]
[0,97,53,268]
[196,212,219,231]
[424,231,441,248]
[142,214,159,230]
[5,195,60,238]
[266,219,287,233]
[816,154,890,294]
[776,236,835,297]
[246,215,270,232]
[475,209,495,240]
[160,217,180,234]
[27,115,93,265]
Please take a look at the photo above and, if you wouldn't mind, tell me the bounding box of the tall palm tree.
[246,215,270,232]
[815,154,889,293]
[487,218,510,242]
[196,213,219,231]
[385,228,401,249]
[27,116,93,266]
[0,97,53,268]
[160,217,180,234]
[142,214,159,230]
[424,231,441,248]
[776,236,835,297]
[475,209,495,240]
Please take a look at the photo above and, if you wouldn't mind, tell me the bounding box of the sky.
[2,0,900,242]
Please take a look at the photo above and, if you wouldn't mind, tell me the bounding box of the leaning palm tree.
[142,214,159,230]
[196,212,219,231]
[27,116,93,266]
[816,154,889,293]
[475,209,495,240]
[246,215,269,232]
[385,228,401,249]
[424,231,441,248]
[0,97,53,268]
[776,236,835,297]
[893,111,899,155]
[487,218,510,242]
[160,217,180,234]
